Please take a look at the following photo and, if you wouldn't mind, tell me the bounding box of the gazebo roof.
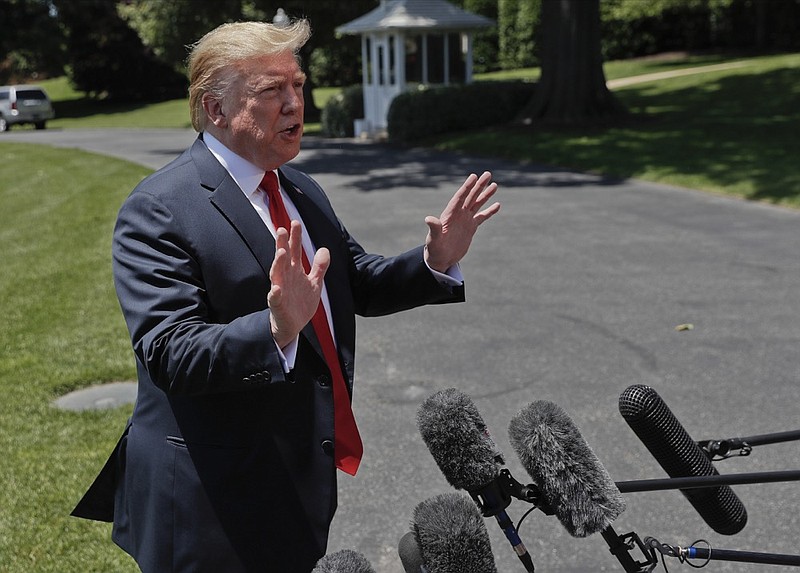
[336,0,494,35]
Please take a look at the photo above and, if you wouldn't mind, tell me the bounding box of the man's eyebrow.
[250,71,306,89]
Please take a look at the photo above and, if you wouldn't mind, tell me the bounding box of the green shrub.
[320,85,364,138]
[387,81,536,143]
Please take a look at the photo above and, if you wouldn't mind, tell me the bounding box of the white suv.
[0,85,55,132]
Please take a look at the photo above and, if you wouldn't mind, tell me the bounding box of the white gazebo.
[336,0,494,137]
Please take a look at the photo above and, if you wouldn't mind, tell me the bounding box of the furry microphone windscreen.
[413,492,499,573]
[417,388,500,491]
[508,400,626,537]
[312,549,376,573]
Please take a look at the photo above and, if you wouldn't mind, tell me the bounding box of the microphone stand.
[645,537,800,567]
[601,526,658,573]
[483,470,660,573]
[616,469,800,493]
[471,470,538,572]
[698,429,800,460]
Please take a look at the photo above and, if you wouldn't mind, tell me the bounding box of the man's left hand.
[424,171,500,273]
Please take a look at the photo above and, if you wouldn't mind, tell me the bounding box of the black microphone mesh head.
[619,384,747,535]
[412,492,498,573]
[398,531,426,573]
[312,549,375,573]
[417,388,500,491]
[508,400,626,537]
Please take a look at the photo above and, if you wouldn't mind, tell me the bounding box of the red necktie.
[260,171,363,475]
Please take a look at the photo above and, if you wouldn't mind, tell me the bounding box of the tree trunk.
[517,0,625,125]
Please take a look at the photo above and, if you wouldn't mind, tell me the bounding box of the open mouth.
[282,124,301,136]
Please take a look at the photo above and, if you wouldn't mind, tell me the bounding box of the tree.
[517,0,625,124]
[0,0,65,83]
[117,0,378,119]
[498,0,539,70]
[118,0,245,68]
[54,0,186,101]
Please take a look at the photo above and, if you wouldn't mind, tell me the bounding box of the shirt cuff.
[275,336,299,372]
[426,261,464,287]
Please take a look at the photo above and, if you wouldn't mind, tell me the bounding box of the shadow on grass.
[433,63,799,206]
[611,65,799,203]
[53,97,151,119]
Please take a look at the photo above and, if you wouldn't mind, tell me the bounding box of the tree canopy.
[1,0,797,104]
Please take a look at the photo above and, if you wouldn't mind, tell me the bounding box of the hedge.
[320,84,364,138]
[387,81,535,143]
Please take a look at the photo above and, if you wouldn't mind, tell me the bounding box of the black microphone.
[312,549,375,572]
[417,388,535,572]
[508,400,627,538]
[398,492,498,573]
[619,384,747,535]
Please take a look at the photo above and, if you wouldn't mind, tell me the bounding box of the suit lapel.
[192,138,275,278]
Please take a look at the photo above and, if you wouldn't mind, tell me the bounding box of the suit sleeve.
[345,230,465,317]
[112,189,288,396]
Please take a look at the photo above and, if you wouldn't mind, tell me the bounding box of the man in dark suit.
[72,19,499,573]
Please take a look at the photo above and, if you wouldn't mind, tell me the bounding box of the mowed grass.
[436,52,800,207]
[0,144,142,572]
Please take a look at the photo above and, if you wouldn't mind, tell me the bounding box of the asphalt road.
[5,128,799,572]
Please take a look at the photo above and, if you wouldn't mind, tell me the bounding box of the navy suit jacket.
[71,136,464,572]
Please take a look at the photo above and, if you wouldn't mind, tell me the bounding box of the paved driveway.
[5,128,800,572]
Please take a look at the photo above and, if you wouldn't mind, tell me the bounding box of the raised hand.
[267,221,330,349]
[424,171,500,273]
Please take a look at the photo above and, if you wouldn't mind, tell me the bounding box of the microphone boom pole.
[616,469,800,493]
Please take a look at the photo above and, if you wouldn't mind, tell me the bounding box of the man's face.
[219,51,306,170]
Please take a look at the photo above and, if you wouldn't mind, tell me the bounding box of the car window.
[0,93,9,101]
[16,89,48,99]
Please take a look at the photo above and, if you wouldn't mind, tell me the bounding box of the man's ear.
[202,94,227,128]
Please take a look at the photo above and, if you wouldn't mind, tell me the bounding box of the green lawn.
[0,144,143,572]
[437,52,800,208]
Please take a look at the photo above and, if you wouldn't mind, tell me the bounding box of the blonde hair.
[187,19,311,132]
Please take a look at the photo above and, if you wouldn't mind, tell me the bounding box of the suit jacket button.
[243,375,252,384]
[262,370,271,382]
[321,439,334,455]
[316,375,330,387]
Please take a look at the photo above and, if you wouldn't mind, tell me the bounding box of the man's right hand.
[267,220,330,349]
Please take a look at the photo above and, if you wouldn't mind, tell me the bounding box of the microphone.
[398,492,498,573]
[507,400,627,537]
[417,388,501,492]
[508,400,657,573]
[417,388,535,572]
[312,549,375,572]
[618,384,747,535]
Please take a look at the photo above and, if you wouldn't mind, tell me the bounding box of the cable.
[515,505,538,534]
[644,537,712,569]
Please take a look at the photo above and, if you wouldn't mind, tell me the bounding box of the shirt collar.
[203,132,274,198]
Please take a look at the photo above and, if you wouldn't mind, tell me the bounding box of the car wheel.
[0,116,8,132]
[35,121,46,130]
